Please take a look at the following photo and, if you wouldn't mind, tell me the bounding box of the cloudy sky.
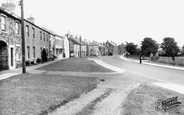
[1,0,184,47]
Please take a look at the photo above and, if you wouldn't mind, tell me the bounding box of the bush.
[53,55,57,59]
[26,60,31,66]
[108,52,113,56]
[31,61,35,65]
[36,58,42,64]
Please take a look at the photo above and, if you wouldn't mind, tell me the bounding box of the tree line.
[118,37,184,62]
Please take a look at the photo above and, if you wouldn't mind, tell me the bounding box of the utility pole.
[80,36,82,57]
[20,0,26,73]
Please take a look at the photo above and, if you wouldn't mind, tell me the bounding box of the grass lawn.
[0,73,98,115]
[37,58,114,72]
[121,83,184,115]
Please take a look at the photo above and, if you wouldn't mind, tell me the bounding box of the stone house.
[0,8,21,70]
[68,35,80,57]
[0,7,60,70]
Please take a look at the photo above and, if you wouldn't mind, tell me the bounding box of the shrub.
[26,60,31,66]
[53,55,57,59]
[36,58,42,64]
[108,52,113,56]
[31,61,35,65]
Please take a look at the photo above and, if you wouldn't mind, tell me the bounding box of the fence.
[158,56,184,66]
[127,55,184,66]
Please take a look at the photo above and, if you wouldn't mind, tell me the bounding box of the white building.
[55,35,64,59]
[63,36,70,58]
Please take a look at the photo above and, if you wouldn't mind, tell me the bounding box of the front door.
[11,48,13,67]
[9,45,15,69]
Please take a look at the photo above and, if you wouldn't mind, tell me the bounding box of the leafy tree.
[181,45,184,56]
[161,37,179,62]
[141,37,158,56]
[125,42,139,55]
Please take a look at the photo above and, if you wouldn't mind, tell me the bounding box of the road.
[100,55,184,86]
[50,56,184,115]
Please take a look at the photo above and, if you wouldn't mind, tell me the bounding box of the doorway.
[9,45,15,69]
[0,41,8,71]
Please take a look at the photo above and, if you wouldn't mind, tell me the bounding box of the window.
[43,33,45,41]
[27,46,30,59]
[15,22,20,35]
[46,34,48,42]
[33,47,35,58]
[26,25,29,37]
[1,15,6,31]
[40,31,42,40]
[32,27,35,38]
[16,46,21,60]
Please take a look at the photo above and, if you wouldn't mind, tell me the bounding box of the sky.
[1,0,184,47]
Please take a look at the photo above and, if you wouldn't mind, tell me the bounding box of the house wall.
[93,46,99,56]
[64,36,69,58]
[81,45,86,56]
[55,36,64,59]
[24,20,50,62]
[69,40,74,55]
[74,44,80,57]
[89,45,94,56]
[0,11,21,70]
[49,34,55,59]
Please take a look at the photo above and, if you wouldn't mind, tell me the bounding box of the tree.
[141,37,158,56]
[161,37,179,62]
[125,42,139,55]
[181,45,184,56]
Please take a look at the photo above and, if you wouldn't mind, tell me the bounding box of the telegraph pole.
[20,0,26,73]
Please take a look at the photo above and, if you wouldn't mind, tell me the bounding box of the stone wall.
[0,13,22,70]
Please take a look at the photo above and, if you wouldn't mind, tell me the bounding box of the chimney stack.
[27,15,35,24]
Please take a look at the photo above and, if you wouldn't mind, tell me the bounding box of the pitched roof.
[68,37,80,45]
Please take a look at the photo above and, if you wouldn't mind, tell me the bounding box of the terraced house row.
[66,33,118,57]
[0,6,119,71]
[0,7,68,71]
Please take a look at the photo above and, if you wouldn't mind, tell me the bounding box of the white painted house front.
[55,35,64,59]
[63,36,69,58]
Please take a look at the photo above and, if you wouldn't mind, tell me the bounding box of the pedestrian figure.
[140,55,142,64]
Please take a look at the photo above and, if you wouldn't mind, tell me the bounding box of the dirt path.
[49,75,140,115]
[48,88,109,115]
[93,84,139,115]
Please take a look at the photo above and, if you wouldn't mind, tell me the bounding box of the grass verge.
[121,83,184,115]
[37,58,114,72]
[0,73,98,115]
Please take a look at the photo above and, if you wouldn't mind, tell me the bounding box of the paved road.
[100,55,184,86]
